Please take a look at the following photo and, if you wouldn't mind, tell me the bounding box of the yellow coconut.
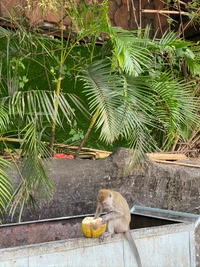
[81,217,106,238]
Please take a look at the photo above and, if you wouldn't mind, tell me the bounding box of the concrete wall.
[1,147,200,265]
[3,148,200,222]
[0,223,196,267]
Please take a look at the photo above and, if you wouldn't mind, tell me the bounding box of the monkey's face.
[98,190,113,211]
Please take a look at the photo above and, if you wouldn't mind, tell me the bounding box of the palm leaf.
[79,59,125,143]
[0,105,10,131]
[110,28,152,76]
[151,75,198,124]
[5,90,78,127]
[9,120,54,221]
[0,158,13,215]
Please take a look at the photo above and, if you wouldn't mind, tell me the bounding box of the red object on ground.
[54,153,74,159]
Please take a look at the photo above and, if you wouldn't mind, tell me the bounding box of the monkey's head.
[97,189,113,210]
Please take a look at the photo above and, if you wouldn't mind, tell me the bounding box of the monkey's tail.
[124,230,142,267]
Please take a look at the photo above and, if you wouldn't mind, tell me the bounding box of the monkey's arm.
[102,210,123,223]
[94,203,103,219]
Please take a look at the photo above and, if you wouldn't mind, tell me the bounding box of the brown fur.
[94,189,142,267]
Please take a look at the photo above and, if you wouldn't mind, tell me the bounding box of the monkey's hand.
[101,215,107,225]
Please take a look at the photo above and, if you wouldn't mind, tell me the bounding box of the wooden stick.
[142,9,189,15]
[131,0,139,28]
[146,153,187,161]
[0,137,23,142]
[139,0,142,28]
[152,159,200,168]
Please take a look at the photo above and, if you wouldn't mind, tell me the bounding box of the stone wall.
[3,147,200,223]
[0,1,199,40]
[0,0,168,37]
[109,0,168,35]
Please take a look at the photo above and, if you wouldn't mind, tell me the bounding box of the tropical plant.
[75,27,200,158]
[167,0,200,37]
[0,158,13,220]
[77,60,199,159]
[0,0,199,221]
[0,0,113,220]
[0,27,55,220]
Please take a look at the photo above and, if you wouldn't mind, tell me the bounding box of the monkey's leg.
[99,221,115,242]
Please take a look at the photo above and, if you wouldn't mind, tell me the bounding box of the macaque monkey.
[94,189,142,267]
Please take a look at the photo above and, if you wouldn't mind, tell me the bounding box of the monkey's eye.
[108,193,112,197]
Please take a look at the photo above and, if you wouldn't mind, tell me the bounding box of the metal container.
[0,206,199,267]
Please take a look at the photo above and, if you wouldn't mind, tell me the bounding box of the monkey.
[94,189,142,267]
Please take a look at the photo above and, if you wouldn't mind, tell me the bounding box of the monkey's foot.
[99,232,114,242]
[99,235,105,242]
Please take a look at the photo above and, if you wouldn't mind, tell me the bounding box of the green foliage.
[0,0,200,220]
[143,29,200,78]
[79,57,199,157]
[0,158,13,217]
[166,0,200,29]
[69,120,84,143]
[110,28,152,76]
[9,120,54,221]
[0,0,111,220]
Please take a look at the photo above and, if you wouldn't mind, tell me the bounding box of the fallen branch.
[53,144,111,154]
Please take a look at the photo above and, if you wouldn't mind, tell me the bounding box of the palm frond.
[111,28,151,76]
[151,74,198,126]
[113,75,161,152]
[5,90,77,127]
[79,59,125,143]
[147,74,199,149]
[158,31,177,45]
[0,105,10,131]
[0,158,13,215]
[128,127,158,163]
[9,119,54,221]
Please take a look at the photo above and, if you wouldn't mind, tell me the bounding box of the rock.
[108,0,118,19]
[114,4,130,29]
[116,0,122,5]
